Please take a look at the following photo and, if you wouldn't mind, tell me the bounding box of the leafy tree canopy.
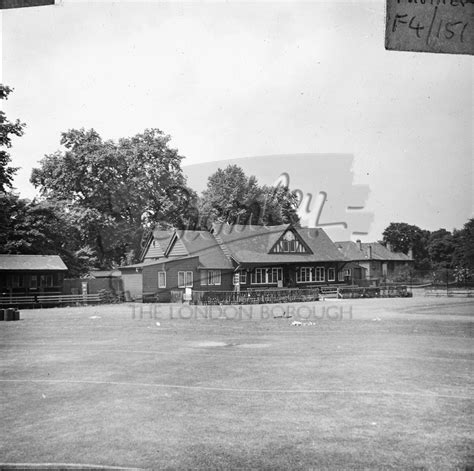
[427,228,456,269]
[382,222,430,269]
[199,165,300,226]
[31,128,196,267]
[0,84,25,193]
[382,219,474,272]
[0,194,97,277]
[452,218,474,270]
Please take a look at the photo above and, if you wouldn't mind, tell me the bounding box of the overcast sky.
[1,0,472,240]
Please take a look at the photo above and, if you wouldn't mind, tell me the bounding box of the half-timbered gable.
[270,228,312,254]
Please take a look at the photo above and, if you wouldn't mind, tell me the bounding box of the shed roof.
[0,254,68,271]
[89,269,122,278]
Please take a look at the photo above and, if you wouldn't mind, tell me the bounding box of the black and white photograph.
[0,0,473,469]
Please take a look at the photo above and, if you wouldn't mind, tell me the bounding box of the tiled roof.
[0,254,68,271]
[335,241,413,262]
[173,230,233,270]
[142,229,174,260]
[361,242,412,261]
[297,228,347,262]
[335,241,365,260]
[212,223,346,264]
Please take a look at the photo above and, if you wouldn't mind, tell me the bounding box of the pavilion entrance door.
[284,267,296,288]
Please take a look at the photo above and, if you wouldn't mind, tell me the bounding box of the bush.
[98,289,120,304]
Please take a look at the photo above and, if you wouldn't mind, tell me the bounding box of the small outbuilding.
[0,254,68,297]
[335,240,413,283]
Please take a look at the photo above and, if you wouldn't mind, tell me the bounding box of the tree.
[259,185,300,226]
[0,85,25,193]
[0,195,96,277]
[427,229,456,269]
[452,218,474,270]
[0,85,95,276]
[382,222,430,269]
[31,128,195,267]
[199,165,300,226]
[199,165,260,224]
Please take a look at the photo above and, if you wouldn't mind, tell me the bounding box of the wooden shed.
[0,254,68,297]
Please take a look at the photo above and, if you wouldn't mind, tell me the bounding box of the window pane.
[178,272,185,287]
[315,267,325,282]
[186,271,193,287]
[158,272,166,288]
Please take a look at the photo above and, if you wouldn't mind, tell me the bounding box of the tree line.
[382,221,474,275]
[1,85,300,275]
[1,85,472,278]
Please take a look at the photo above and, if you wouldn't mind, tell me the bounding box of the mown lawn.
[0,297,473,470]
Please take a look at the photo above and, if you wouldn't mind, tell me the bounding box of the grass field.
[1,296,473,470]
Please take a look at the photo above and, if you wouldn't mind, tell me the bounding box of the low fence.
[337,285,411,299]
[424,287,474,298]
[388,268,474,289]
[0,292,106,309]
[63,277,123,295]
[192,288,320,305]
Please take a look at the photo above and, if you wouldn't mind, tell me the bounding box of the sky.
[1,0,472,241]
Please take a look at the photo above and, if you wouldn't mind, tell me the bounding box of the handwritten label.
[386,0,473,55]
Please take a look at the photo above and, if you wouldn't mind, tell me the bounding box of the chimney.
[368,245,373,259]
[386,241,392,252]
[408,247,413,260]
[356,239,362,251]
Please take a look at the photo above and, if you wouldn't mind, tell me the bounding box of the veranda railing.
[192,288,320,305]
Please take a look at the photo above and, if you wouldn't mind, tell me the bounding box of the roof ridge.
[213,231,232,260]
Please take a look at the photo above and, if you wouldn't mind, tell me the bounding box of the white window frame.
[315,267,325,282]
[158,271,166,288]
[269,267,283,284]
[328,267,335,282]
[178,271,193,288]
[239,271,247,284]
[296,267,313,283]
[339,268,351,281]
[251,268,265,285]
[207,270,221,286]
[251,267,282,285]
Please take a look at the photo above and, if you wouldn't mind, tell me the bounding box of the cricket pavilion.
[120,223,350,303]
